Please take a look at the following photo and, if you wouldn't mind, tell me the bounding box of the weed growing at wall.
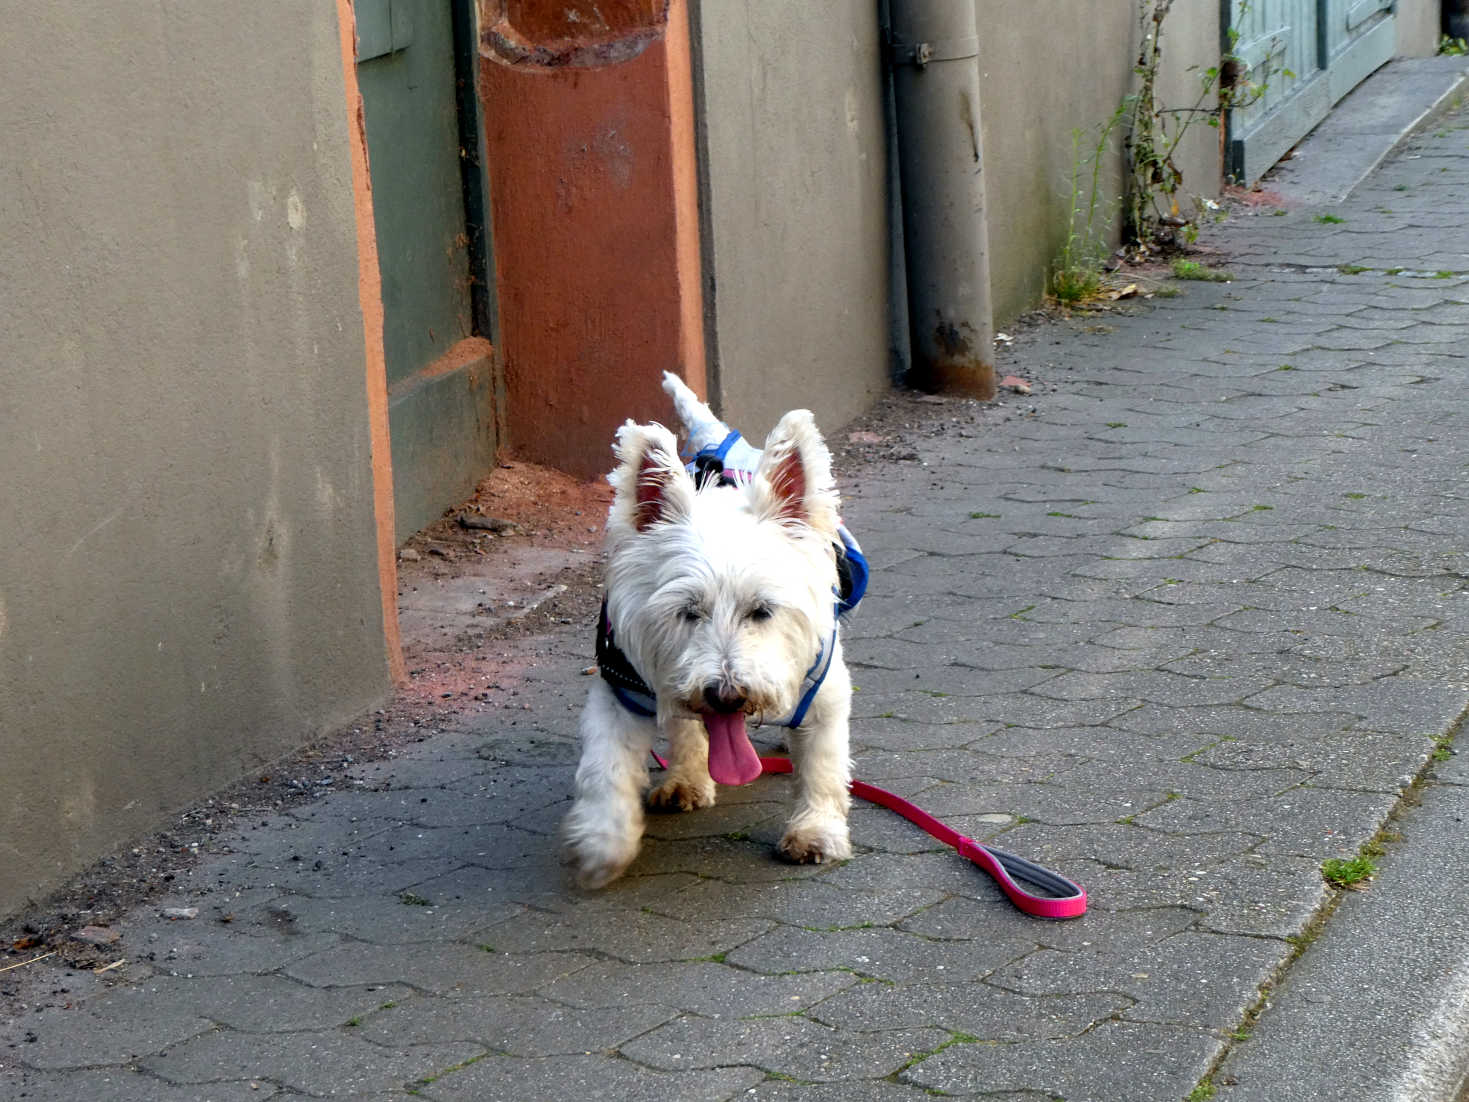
[1123,0,1280,254]
[1051,104,1128,305]
[1049,1,1287,297]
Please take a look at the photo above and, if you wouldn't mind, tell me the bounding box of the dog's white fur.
[563,374,853,889]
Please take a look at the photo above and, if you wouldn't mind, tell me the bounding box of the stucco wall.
[977,0,1221,325]
[692,0,891,441]
[693,1,1220,420]
[0,4,391,916]
[1395,0,1444,56]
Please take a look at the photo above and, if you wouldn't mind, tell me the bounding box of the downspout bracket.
[887,34,979,69]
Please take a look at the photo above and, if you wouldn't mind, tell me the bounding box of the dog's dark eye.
[747,602,774,623]
[679,604,705,624]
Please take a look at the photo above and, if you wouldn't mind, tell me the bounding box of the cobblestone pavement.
[4,100,1468,1102]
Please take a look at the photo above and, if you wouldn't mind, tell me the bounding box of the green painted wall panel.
[356,0,473,385]
[356,0,498,542]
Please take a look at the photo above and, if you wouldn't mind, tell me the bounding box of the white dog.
[563,373,866,889]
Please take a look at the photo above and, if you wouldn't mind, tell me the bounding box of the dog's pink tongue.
[702,711,762,786]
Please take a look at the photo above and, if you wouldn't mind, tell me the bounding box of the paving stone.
[613,834,834,885]
[842,635,958,669]
[1109,701,1358,741]
[281,788,470,828]
[354,993,675,1056]
[219,813,395,860]
[994,821,1264,875]
[0,1066,275,1102]
[850,715,1001,752]
[964,728,1151,782]
[1052,757,1309,803]
[848,747,997,781]
[1244,682,1468,734]
[818,850,1010,904]
[723,925,1033,985]
[807,981,1126,1041]
[109,908,343,981]
[262,889,519,944]
[730,1080,943,1102]
[1,985,214,1069]
[898,662,1064,698]
[474,904,773,964]
[264,855,465,901]
[619,1013,949,1083]
[964,692,1149,730]
[1189,727,1438,793]
[1135,785,1401,858]
[391,859,566,912]
[335,821,533,866]
[138,1029,483,1096]
[898,1020,1221,1101]
[1160,646,1409,689]
[649,875,944,931]
[344,753,492,791]
[284,942,597,995]
[414,1052,760,1102]
[127,973,416,1033]
[988,931,1289,1029]
[1090,852,1331,939]
[942,779,1175,828]
[538,959,858,1018]
[640,797,788,843]
[551,870,711,913]
[845,688,998,725]
[1032,668,1275,707]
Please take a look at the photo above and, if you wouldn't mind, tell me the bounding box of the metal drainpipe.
[887,0,996,400]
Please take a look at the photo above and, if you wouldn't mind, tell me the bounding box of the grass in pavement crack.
[1184,713,1469,1099]
[895,1030,982,1075]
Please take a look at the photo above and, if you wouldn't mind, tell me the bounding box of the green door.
[1226,0,1398,184]
[355,0,499,541]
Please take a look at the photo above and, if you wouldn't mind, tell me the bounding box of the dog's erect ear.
[609,421,694,533]
[751,410,840,535]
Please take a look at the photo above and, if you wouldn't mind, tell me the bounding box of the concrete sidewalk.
[3,67,1468,1102]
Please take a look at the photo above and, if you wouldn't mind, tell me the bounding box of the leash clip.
[691,452,727,489]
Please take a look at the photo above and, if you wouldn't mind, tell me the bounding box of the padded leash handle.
[649,752,1087,919]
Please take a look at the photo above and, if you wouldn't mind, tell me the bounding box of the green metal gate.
[354,0,499,541]
[1226,0,1397,184]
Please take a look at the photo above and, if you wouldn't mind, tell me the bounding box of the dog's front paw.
[564,835,639,890]
[562,804,642,890]
[778,821,852,865]
[647,777,716,813]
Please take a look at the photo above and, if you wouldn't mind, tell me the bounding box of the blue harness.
[596,434,867,729]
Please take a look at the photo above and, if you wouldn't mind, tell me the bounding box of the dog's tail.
[660,371,764,479]
[660,371,724,451]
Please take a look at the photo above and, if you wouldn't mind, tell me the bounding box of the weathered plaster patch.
[287,188,306,231]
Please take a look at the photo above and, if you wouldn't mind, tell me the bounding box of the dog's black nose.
[704,683,746,714]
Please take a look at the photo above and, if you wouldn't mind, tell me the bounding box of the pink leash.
[651,752,1087,919]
